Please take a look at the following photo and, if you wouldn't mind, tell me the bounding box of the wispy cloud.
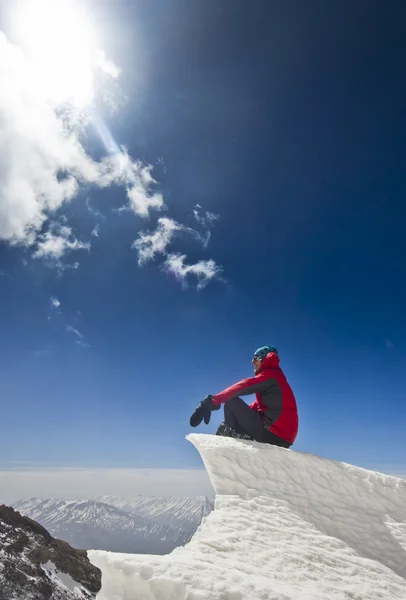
[133,217,223,289]
[56,262,80,274]
[132,218,184,265]
[86,198,105,221]
[91,224,100,238]
[96,150,165,218]
[48,295,61,320]
[163,253,222,290]
[66,325,83,339]
[192,205,219,248]
[33,225,90,261]
[125,160,164,217]
[66,324,89,348]
[47,298,89,347]
[193,205,219,229]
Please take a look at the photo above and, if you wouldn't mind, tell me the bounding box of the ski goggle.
[252,355,263,362]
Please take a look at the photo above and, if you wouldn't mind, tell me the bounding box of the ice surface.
[89,434,406,599]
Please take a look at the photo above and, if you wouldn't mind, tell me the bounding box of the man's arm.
[249,399,259,411]
[212,372,271,407]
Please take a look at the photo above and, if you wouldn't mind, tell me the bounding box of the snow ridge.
[89,434,406,600]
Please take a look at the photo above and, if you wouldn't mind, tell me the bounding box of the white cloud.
[66,325,83,340]
[163,253,222,290]
[126,161,164,217]
[193,205,219,229]
[86,197,105,221]
[97,150,165,218]
[48,296,61,320]
[66,324,89,348]
[33,225,90,260]
[192,205,219,248]
[0,467,214,504]
[133,218,223,289]
[0,32,97,244]
[50,297,60,308]
[132,218,183,265]
[91,224,100,237]
[0,14,223,284]
[56,261,80,273]
[0,30,163,260]
[133,217,215,267]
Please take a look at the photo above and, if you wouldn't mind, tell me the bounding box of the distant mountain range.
[12,496,214,555]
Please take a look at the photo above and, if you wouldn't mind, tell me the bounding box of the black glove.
[190,395,220,427]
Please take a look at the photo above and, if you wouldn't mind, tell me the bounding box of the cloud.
[193,205,219,248]
[48,295,61,319]
[0,31,97,244]
[86,197,105,221]
[125,161,164,217]
[66,325,83,340]
[132,217,217,267]
[193,205,219,229]
[50,297,61,309]
[163,253,222,290]
[132,218,183,265]
[0,467,214,504]
[0,31,163,260]
[56,261,80,274]
[0,17,223,285]
[96,150,165,218]
[133,218,223,289]
[66,324,89,348]
[33,225,90,260]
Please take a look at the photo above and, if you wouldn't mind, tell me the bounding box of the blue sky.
[0,0,405,489]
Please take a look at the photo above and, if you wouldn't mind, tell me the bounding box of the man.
[190,345,298,447]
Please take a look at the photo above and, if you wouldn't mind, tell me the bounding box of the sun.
[11,0,98,107]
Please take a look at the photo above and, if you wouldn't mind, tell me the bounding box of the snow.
[12,496,214,556]
[42,560,87,596]
[96,496,214,529]
[89,434,406,599]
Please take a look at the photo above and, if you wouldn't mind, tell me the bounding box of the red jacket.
[212,352,298,444]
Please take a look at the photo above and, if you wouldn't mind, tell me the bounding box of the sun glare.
[12,0,98,107]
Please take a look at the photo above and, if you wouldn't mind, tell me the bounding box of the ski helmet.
[253,345,278,360]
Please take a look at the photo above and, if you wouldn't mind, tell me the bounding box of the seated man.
[190,345,298,447]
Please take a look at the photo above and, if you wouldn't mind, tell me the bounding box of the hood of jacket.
[259,351,280,371]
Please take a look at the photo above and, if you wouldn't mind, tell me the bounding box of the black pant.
[221,397,291,447]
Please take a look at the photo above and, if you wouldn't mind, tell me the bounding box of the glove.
[190,395,220,427]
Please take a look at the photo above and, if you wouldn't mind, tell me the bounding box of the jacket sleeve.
[212,372,271,407]
[249,399,259,411]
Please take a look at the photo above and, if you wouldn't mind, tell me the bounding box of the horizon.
[1,0,405,494]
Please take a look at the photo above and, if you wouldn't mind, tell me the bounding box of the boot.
[216,422,253,440]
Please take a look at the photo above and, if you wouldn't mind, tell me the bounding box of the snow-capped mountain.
[97,495,214,529]
[90,434,406,600]
[0,504,101,600]
[13,496,214,555]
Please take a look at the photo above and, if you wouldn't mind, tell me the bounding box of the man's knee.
[227,396,244,408]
